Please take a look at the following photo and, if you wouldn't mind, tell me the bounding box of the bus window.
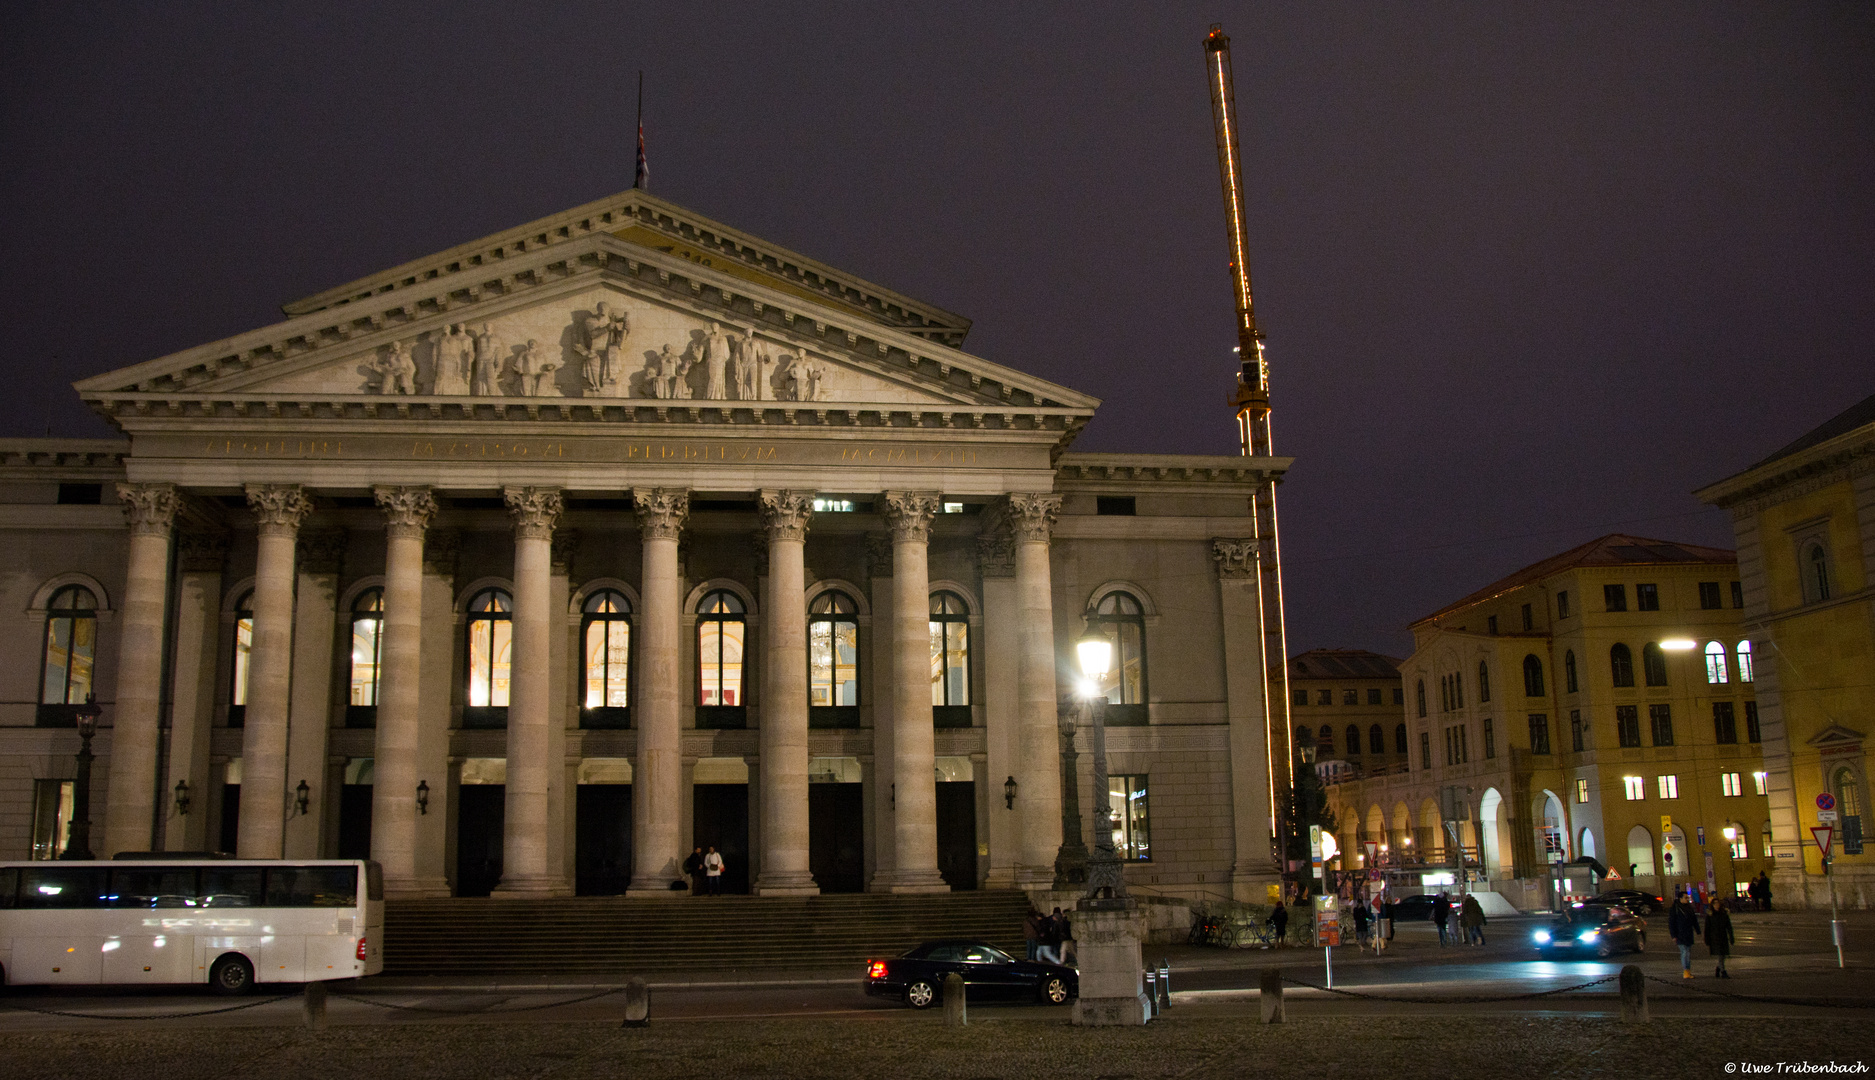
[200,867,264,907]
[108,868,198,908]
[266,866,358,907]
[19,866,107,908]
[0,866,17,908]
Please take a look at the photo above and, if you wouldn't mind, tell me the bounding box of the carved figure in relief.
[433,324,473,396]
[701,322,729,399]
[655,343,691,400]
[471,324,501,396]
[511,338,562,397]
[778,347,823,402]
[575,302,630,394]
[735,327,762,400]
[373,342,418,394]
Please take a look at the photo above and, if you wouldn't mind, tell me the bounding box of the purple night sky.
[3,2,1869,657]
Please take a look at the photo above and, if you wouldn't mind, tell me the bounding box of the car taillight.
[867,961,887,979]
[357,936,368,961]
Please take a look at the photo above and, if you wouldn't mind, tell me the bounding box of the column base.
[754,871,821,897]
[384,876,455,901]
[1071,903,1149,1027]
[872,868,951,894]
[491,875,571,898]
[1230,866,1284,904]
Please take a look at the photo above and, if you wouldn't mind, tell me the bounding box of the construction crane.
[1204,23,1295,873]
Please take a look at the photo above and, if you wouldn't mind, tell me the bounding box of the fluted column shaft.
[238,484,312,858]
[883,491,948,892]
[496,487,562,894]
[102,483,180,857]
[756,490,817,895]
[1009,494,1064,883]
[372,487,435,896]
[629,488,688,894]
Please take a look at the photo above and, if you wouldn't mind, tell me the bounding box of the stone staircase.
[381,890,1032,977]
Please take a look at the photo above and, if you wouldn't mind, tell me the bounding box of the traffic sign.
[1660,815,1672,834]
[1812,825,1835,859]
[1817,793,1837,812]
[1818,809,1840,823]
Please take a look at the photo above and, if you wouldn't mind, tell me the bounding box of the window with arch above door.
[463,588,512,729]
[38,584,98,727]
[1089,591,1148,725]
[928,591,970,729]
[810,590,860,729]
[582,589,632,729]
[697,590,748,729]
[347,589,384,729]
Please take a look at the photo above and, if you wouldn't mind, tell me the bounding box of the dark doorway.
[809,783,865,893]
[691,784,749,894]
[218,783,239,855]
[936,781,977,891]
[337,785,372,861]
[576,784,633,895]
[456,785,504,897]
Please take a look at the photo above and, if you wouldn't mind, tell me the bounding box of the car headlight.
[1534,930,1551,943]
[1578,930,1599,942]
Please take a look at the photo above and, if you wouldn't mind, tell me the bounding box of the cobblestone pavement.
[2,1014,1869,1080]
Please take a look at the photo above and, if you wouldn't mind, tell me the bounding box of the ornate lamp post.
[1075,625,1127,906]
[60,701,103,861]
[1053,704,1088,888]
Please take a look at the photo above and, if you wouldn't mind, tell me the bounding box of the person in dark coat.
[1351,898,1371,947]
[1023,907,1045,961]
[1758,871,1775,911]
[1667,891,1700,978]
[1432,891,1452,946]
[1705,898,1736,978]
[1269,901,1289,946]
[681,847,705,895]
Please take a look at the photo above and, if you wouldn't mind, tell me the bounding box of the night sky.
[4,3,1870,658]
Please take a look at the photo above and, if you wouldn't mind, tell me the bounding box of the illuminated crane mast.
[1205,23,1294,870]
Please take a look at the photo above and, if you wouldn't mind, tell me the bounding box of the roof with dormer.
[1285,649,1403,681]
[1411,533,1736,628]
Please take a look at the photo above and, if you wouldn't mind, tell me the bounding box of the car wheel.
[1595,939,1615,959]
[1634,932,1646,954]
[905,979,937,1009]
[1038,975,1071,1005]
[209,953,254,996]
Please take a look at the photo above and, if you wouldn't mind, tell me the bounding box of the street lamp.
[1076,623,1129,906]
[60,701,102,861]
[1053,706,1088,888]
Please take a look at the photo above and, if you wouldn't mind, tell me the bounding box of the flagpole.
[634,71,646,190]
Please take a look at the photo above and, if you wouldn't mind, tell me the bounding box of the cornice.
[1695,428,1875,510]
[1055,452,1290,488]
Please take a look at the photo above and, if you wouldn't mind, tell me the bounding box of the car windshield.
[964,945,1013,964]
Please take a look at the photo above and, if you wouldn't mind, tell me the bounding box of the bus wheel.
[210,954,254,996]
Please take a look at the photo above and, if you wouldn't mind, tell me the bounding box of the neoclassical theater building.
[1,190,1290,902]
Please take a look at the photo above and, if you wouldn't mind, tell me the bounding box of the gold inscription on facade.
[838,446,978,465]
[411,441,568,459]
[205,438,343,457]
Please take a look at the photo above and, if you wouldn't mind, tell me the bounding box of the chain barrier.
[0,993,295,1021]
[1279,972,1620,1004]
[1641,974,1875,1011]
[328,987,622,1015]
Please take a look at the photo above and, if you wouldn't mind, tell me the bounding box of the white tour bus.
[0,858,383,993]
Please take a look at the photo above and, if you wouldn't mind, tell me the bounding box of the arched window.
[807,591,860,729]
[582,590,632,729]
[1346,725,1361,756]
[1564,650,1578,694]
[1832,766,1864,826]
[1522,655,1544,697]
[1091,592,1148,724]
[347,589,384,728]
[697,590,747,728]
[1477,661,1490,704]
[1736,640,1754,683]
[1369,724,1384,754]
[1626,825,1656,878]
[1642,642,1668,687]
[38,585,97,727]
[229,591,254,727]
[463,589,512,728]
[1317,724,1333,750]
[1415,680,1427,718]
[1704,641,1728,684]
[1610,643,1634,688]
[928,592,969,728]
[1804,543,1831,603]
[1395,723,1408,754]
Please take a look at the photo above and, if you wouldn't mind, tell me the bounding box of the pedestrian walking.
[1024,906,1045,961]
[1667,891,1700,978]
[1268,900,1289,947]
[703,846,725,895]
[1460,893,1487,946]
[1758,871,1774,912]
[1705,898,1736,978]
[682,847,705,895]
[1351,898,1371,949]
[1433,891,1452,946]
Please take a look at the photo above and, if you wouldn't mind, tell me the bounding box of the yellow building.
[1326,534,1769,910]
[1286,649,1408,785]
[1696,394,1875,909]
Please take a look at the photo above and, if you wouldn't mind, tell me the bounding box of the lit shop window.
[1108,774,1151,861]
[1623,776,1646,801]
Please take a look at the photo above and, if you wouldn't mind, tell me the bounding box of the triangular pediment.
[1807,724,1866,749]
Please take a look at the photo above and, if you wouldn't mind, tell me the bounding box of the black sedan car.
[864,940,1077,1009]
[1580,889,1666,915]
[1532,904,1647,958]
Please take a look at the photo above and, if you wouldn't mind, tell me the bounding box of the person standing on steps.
[1668,890,1700,978]
[1705,898,1736,978]
[703,846,725,895]
[682,847,705,895]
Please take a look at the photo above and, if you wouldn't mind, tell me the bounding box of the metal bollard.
[1259,968,1285,1025]
[1144,970,1157,1019]
[621,976,651,1028]
[1159,960,1171,1010]
[1618,965,1648,1023]
[943,973,967,1027]
[303,981,327,1033]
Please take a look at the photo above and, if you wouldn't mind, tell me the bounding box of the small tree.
[1280,755,1339,894]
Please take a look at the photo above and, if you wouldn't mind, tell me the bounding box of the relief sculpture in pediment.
[433,324,474,396]
[574,301,630,397]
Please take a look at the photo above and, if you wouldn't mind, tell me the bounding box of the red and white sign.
[1812,825,1835,859]
[1817,793,1837,812]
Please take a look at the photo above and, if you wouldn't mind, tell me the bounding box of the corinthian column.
[495,487,563,895]
[755,490,818,895]
[102,482,180,857]
[1213,536,1280,899]
[372,486,437,897]
[628,488,688,895]
[238,483,313,858]
[880,491,948,892]
[1008,493,1064,885]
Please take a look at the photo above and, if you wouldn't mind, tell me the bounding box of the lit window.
[942,502,964,514]
[1721,772,1742,797]
[582,589,632,720]
[39,585,98,717]
[697,590,747,713]
[1753,771,1767,796]
[1108,774,1151,861]
[1623,776,1645,800]
[1761,823,1773,857]
[812,498,856,513]
[1727,827,1748,860]
[465,589,513,710]
[808,591,860,712]
[1736,640,1753,683]
[1091,592,1147,710]
[1704,641,1728,684]
[1657,774,1679,799]
[347,589,384,727]
[1576,778,1589,803]
[30,778,73,860]
[230,591,254,724]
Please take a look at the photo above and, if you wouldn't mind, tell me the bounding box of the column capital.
[1210,537,1261,579]
[758,489,816,543]
[632,488,690,541]
[245,484,313,537]
[116,482,180,537]
[976,532,1015,578]
[503,487,563,540]
[882,491,941,544]
[374,485,437,539]
[1004,493,1062,544]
